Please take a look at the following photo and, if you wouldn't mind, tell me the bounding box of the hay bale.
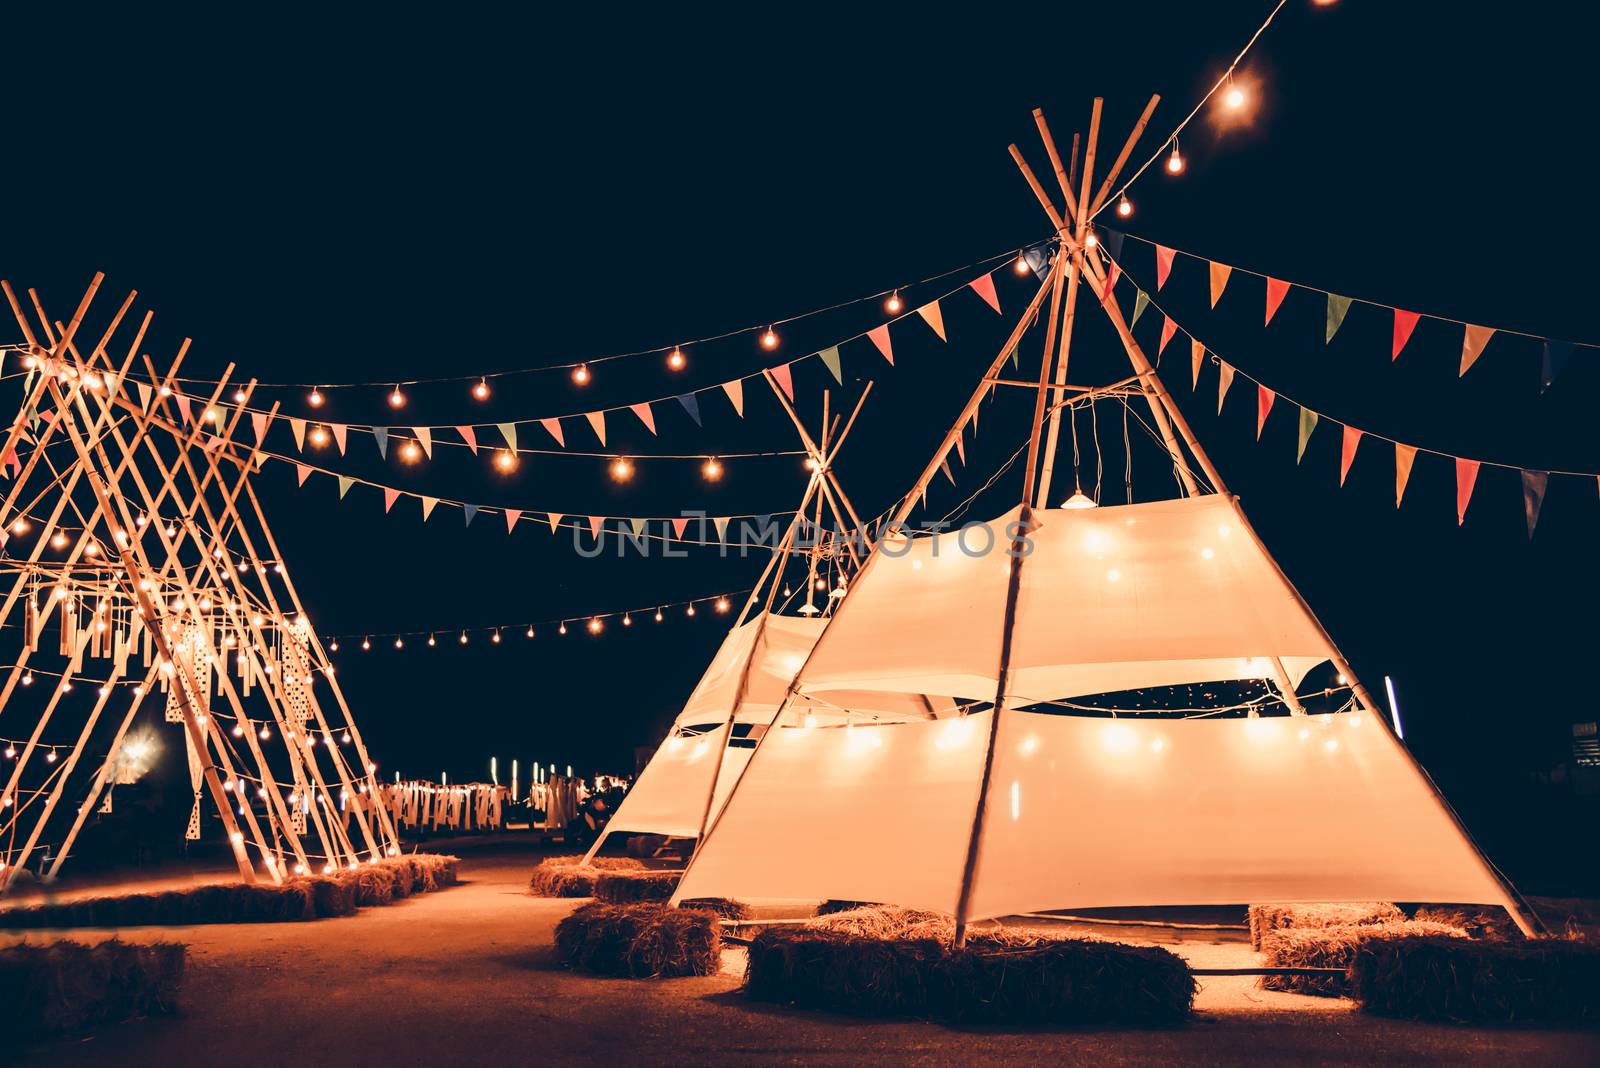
[299,876,358,918]
[593,870,681,904]
[815,899,879,916]
[1260,921,1466,996]
[628,907,723,977]
[529,856,644,898]
[554,902,657,976]
[1411,904,1522,942]
[1351,934,1600,1024]
[1247,902,1405,950]
[0,939,186,1038]
[940,938,1195,1027]
[349,865,398,907]
[678,897,753,920]
[746,926,948,1016]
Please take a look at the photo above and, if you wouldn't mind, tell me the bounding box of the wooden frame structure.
[0,275,399,892]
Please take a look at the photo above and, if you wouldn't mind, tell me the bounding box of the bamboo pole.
[1088,94,1161,219]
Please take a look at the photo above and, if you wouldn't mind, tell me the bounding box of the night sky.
[5,5,1597,891]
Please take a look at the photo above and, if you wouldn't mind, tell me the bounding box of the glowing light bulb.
[701,457,723,482]
[21,674,33,687]
[1166,142,1185,174]
[621,614,631,627]
[388,385,406,408]
[686,603,696,617]
[51,532,68,549]
[760,326,779,350]
[1224,84,1246,110]
[586,617,603,635]
[233,723,245,737]
[885,290,903,314]
[260,726,271,740]
[308,425,330,447]
[46,750,58,762]
[715,596,730,614]
[1014,251,1030,275]
[653,610,663,623]
[84,541,101,557]
[400,440,422,463]
[803,456,819,472]
[572,364,591,386]
[330,640,340,652]
[491,629,502,644]
[494,449,517,472]
[472,378,490,401]
[558,622,568,635]
[393,637,404,649]
[610,456,634,482]
[427,633,437,647]
[308,387,325,407]
[1062,491,1097,509]
[10,518,27,535]
[666,346,686,371]
[1116,195,1133,218]
[361,637,371,651]
[459,631,468,644]
[525,626,535,638]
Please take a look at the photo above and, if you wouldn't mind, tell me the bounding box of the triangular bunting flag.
[1155,244,1176,290]
[1217,362,1235,414]
[1395,443,1417,507]
[1256,385,1275,439]
[421,496,439,521]
[1100,261,1121,302]
[330,424,347,454]
[671,516,689,539]
[383,487,400,513]
[1459,325,1495,377]
[1130,289,1150,328]
[1521,470,1548,539]
[136,382,153,409]
[289,418,306,451]
[372,426,389,459]
[463,503,479,527]
[817,346,842,383]
[676,393,701,426]
[414,427,433,457]
[770,363,794,401]
[1103,229,1124,261]
[954,432,966,467]
[713,516,730,541]
[176,395,193,424]
[867,324,894,365]
[498,422,518,452]
[546,512,563,533]
[1541,341,1574,393]
[1265,277,1290,325]
[584,411,606,446]
[251,412,268,443]
[1208,261,1233,308]
[629,517,648,539]
[337,476,353,499]
[939,458,956,485]
[1392,309,1421,361]
[457,425,478,454]
[540,418,565,447]
[1190,338,1205,390]
[630,402,657,435]
[504,508,521,532]
[1326,294,1353,343]
[969,273,1001,313]
[1158,316,1177,357]
[587,515,604,540]
[295,463,312,486]
[1455,457,1480,525]
[1340,425,1362,486]
[916,300,946,340]
[1296,407,1319,462]
[722,379,745,416]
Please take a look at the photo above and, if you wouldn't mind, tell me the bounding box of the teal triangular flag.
[1325,294,1353,343]
[1296,407,1319,463]
[372,426,389,458]
[463,504,479,527]
[497,422,517,451]
[337,476,353,499]
[676,393,701,426]
[1130,289,1151,329]
[1007,341,1019,369]
[818,346,843,384]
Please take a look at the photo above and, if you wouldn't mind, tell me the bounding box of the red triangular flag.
[1395,443,1417,506]
[1392,309,1422,361]
[1339,425,1362,486]
[722,379,745,416]
[383,487,400,513]
[916,300,946,341]
[1155,245,1176,290]
[1208,261,1233,308]
[867,324,893,365]
[176,395,193,424]
[1190,338,1205,389]
[504,508,521,532]
[671,516,689,539]
[1455,457,1480,525]
[330,424,347,454]
[585,411,606,446]
[539,418,565,447]
[1265,277,1290,325]
[1256,385,1275,439]
[969,272,1001,313]
[458,425,478,454]
[587,516,604,539]
[1100,261,1121,302]
[295,463,312,486]
[630,402,656,435]
[1158,316,1178,357]
[1459,325,1495,377]
[770,363,794,401]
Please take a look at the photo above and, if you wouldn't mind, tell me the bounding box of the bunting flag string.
[1103,228,1598,389]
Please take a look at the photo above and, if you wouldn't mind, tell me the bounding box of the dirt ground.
[5,838,1598,1067]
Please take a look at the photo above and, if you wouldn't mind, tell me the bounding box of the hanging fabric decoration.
[817,346,843,383]
[337,476,354,499]
[1521,470,1549,539]
[970,273,1001,313]
[1216,361,1235,414]
[1326,294,1353,343]
[414,427,433,457]
[1131,289,1150,328]
[1392,309,1421,361]
[1265,277,1290,325]
[289,418,306,451]
[630,402,657,435]
[587,515,604,540]
[1340,426,1362,486]
[457,425,478,454]
[463,504,479,527]
[954,431,966,467]
[584,411,606,447]
[1256,385,1275,439]
[770,363,794,401]
[295,463,312,486]
[1100,262,1121,302]
[136,382,153,409]
[251,412,269,443]
[1023,246,1051,280]
[1459,325,1496,377]
[671,516,689,539]
[546,512,562,533]
[1155,244,1176,290]
[629,517,648,539]
[383,487,400,513]
[917,300,946,340]
[1455,458,1480,525]
[176,395,193,424]
[1208,261,1232,308]
[867,324,894,365]
[1541,341,1574,393]
[504,508,521,532]
[1296,407,1318,462]
[1394,443,1417,506]
[539,417,565,447]
[421,496,439,520]
[676,393,701,426]
[331,424,348,454]
[1158,316,1178,357]
[372,426,389,459]
[722,379,744,417]
[713,516,730,541]
[498,422,518,452]
[1190,338,1205,390]
[1103,229,1124,261]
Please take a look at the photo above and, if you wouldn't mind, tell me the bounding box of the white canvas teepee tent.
[670,103,1535,938]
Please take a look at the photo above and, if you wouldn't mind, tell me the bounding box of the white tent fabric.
[604,733,755,840]
[672,711,1509,915]
[797,495,1332,703]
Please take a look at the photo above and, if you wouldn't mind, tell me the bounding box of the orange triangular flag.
[295,463,312,486]
[1190,338,1205,389]
[414,427,433,457]
[1455,457,1480,525]
[504,508,521,532]
[587,516,604,539]
[1459,325,1495,376]
[330,424,347,455]
[1265,277,1290,325]
[585,411,606,446]
[1256,385,1275,439]
[970,272,1001,313]
[713,516,730,541]
[457,425,478,454]
[1155,245,1176,290]
[251,412,269,443]
[723,378,745,416]
[671,516,689,539]
[383,487,400,513]
[421,496,439,520]
[630,402,656,435]
[916,300,946,340]
[1209,261,1233,308]
[289,418,306,451]
[1100,261,1121,302]
[1395,443,1417,507]
[1217,362,1235,413]
[1158,316,1177,357]
[546,512,563,533]
[176,395,193,424]
[867,324,893,365]
[1339,425,1362,486]
[539,418,565,447]
[1392,309,1421,361]
[770,363,794,401]
[954,432,966,467]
